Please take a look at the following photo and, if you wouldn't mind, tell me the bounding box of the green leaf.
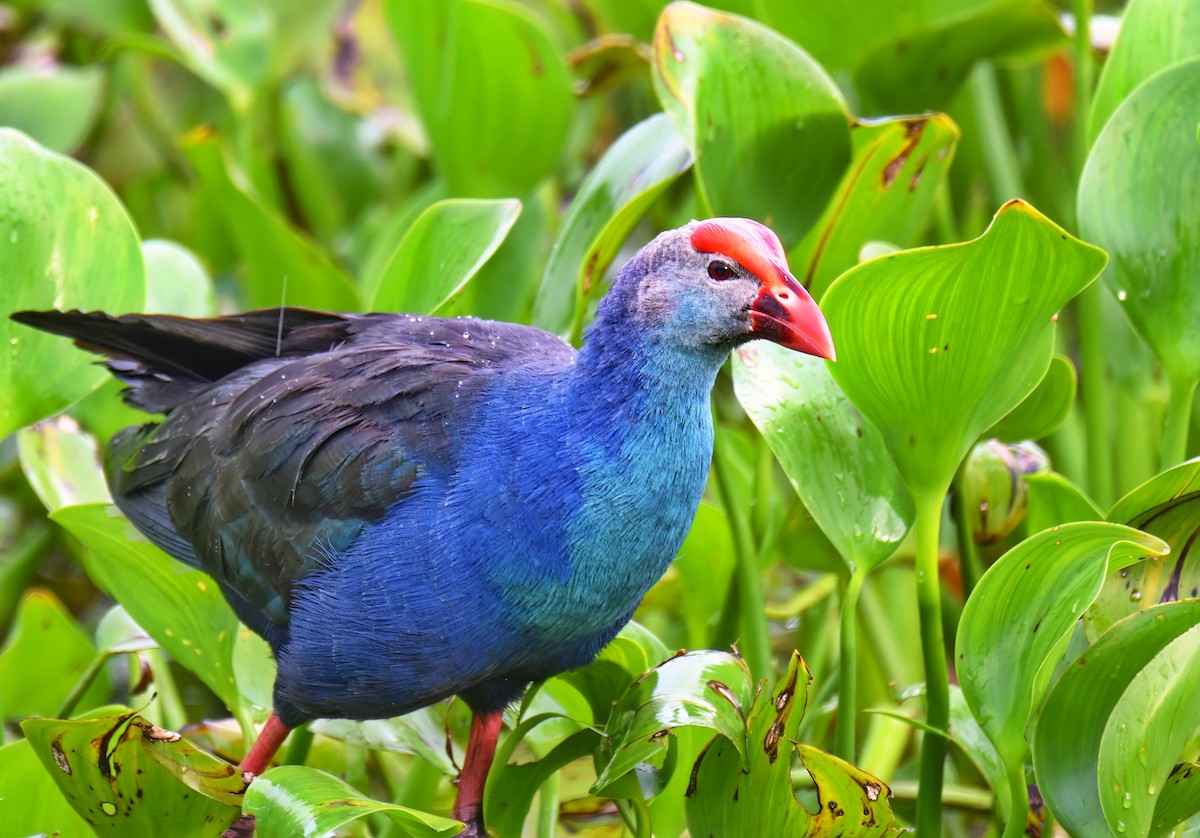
[1099,620,1200,837]
[553,620,672,725]
[592,650,753,793]
[368,198,522,315]
[0,129,145,439]
[243,765,462,838]
[1151,763,1200,838]
[388,0,574,197]
[851,1,1063,113]
[790,114,960,299]
[184,132,359,311]
[957,522,1169,770]
[1023,471,1104,534]
[142,240,217,316]
[21,710,241,835]
[49,503,245,716]
[532,113,691,337]
[0,65,104,153]
[0,588,109,720]
[986,355,1077,443]
[148,0,271,109]
[0,738,91,837]
[685,652,898,836]
[312,706,456,776]
[1079,58,1200,383]
[733,345,912,574]
[823,200,1107,504]
[651,1,851,244]
[1091,460,1200,636]
[1089,0,1200,142]
[278,77,384,244]
[1033,602,1200,838]
[18,418,111,513]
[487,729,597,838]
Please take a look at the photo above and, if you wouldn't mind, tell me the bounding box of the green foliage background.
[0,1,1198,837]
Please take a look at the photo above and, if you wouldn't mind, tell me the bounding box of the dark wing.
[13,308,574,635]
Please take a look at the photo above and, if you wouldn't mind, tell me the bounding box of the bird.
[12,217,834,836]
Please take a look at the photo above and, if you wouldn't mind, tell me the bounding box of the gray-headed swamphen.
[12,217,834,836]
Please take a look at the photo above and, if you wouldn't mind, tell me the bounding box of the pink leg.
[239,712,291,778]
[453,711,503,836]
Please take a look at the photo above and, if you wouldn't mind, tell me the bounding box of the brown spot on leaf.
[144,725,181,743]
[863,781,882,801]
[882,119,928,187]
[707,680,742,715]
[52,740,71,774]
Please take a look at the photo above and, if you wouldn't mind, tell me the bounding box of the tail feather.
[10,307,352,412]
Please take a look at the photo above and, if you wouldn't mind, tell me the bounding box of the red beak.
[749,270,836,361]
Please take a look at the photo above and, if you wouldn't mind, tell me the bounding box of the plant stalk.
[969,64,1025,202]
[712,431,772,679]
[1162,374,1198,468]
[1003,762,1031,838]
[835,568,867,762]
[913,493,950,837]
[536,771,560,838]
[283,722,313,766]
[1078,284,1112,506]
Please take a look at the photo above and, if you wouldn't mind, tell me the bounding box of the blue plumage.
[12,218,834,833]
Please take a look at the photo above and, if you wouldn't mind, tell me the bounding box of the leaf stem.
[1072,0,1095,175]
[712,431,772,679]
[1162,374,1197,469]
[536,771,560,838]
[913,493,950,837]
[835,568,866,762]
[1002,762,1030,838]
[283,722,313,766]
[1078,284,1112,506]
[969,63,1025,202]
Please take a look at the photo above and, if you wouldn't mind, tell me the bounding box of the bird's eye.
[708,260,736,281]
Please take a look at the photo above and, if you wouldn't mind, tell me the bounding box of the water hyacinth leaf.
[17,417,110,513]
[0,129,145,439]
[278,77,384,244]
[986,355,1077,443]
[1032,602,1200,838]
[21,711,241,835]
[851,1,1063,113]
[1090,459,1200,636]
[1079,58,1200,384]
[533,113,691,337]
[1098,621,1200,837]
[823,201,1106,504]
[1023,471,1104,534]
[948,686,1009,821]
[956,522,1168,769]
[142,240,217,316]
[592,650,753,793]
[790,114,960,299]
[184,132,359,311]
[554,620,671,724]
[684,652,898,835]
[312,705,455,775]
[487,730,597,837]
[368,199,521,315]
[388,0,573,198]
[1088,0,1200,142]
[0,738,91,837]
[243,765,462,838]
[0,65,104,153]
[148,0,271,109]
[651,2,851,245]
[49,503,244,715]
[732,345,912,574]
[1151,763,1200,838]
[0,588,110,720]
